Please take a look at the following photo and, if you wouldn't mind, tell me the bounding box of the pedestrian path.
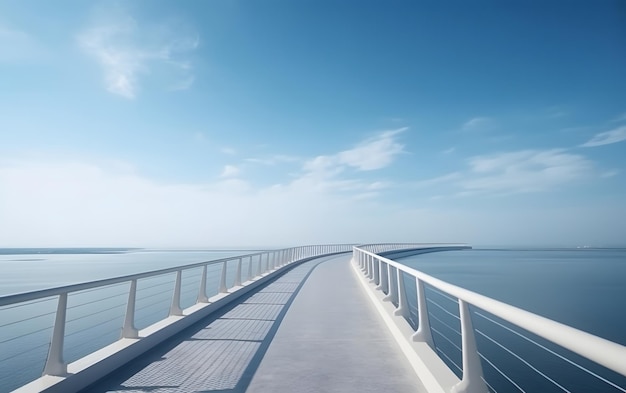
[84,254,423,393]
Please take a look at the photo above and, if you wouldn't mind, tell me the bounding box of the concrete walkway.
[85,254,423,393]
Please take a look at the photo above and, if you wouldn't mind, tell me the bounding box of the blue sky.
[1,1,625,247]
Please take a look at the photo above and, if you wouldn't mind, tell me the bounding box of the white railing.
[0,244,353,392]
[353,246,626,393]
[358,243,470,254]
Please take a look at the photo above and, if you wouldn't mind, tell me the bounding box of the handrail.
[353,246,626,392]
[0,243,356,391]
[357,243,470,254]
[0,245,355,306]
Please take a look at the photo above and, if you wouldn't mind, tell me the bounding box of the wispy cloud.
[580,126,626,147]
[245,155,300,166]
[303,128,407,177]
[288,128,406,197]
[0,159,404,247]
[413,172,461,188]
[220,165,240,178]
[461,117,494,131]
[601,169,619,178]
[77,6,198,99]
[415,149,594,197]
[460,149,593,194]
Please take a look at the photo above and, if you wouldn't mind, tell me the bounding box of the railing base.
[351,260,460,393]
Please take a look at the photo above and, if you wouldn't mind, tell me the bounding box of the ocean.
[396,248,626,392]
[0,248,258,392]
[1,247,625,392]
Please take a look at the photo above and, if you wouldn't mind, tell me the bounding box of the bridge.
[1,244,625,393]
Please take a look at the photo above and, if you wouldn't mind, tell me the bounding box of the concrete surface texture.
[83,254,423,393]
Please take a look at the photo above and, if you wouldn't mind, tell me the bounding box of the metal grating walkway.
[85,254,423,393]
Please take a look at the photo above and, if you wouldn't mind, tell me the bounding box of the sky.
[1,1,625,247]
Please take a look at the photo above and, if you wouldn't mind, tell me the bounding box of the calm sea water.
[0,248,258,392]
[397,248,626,345]
[0,248,256,296]
[396,248,626,393]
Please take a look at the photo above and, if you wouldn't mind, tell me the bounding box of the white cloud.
[77,6,198,99]
[0,159,398,247]
[580,126,626,147]
[245,155,300,166]
[601,169,619,178]
[414,149,595,196]
[1,158,624,247]
[303,127,407,176]
[413,172,461,188]
[460,149,593,194]
[338,128,407,170]
[290,128,406,198]
[220,165,240,178]
[462,117,493,131]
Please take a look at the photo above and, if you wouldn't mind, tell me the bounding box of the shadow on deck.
[83,254,423,393]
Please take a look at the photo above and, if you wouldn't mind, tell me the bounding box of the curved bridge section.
[353,246,626,393]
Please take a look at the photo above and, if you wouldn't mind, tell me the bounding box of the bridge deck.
[83,254,424,393]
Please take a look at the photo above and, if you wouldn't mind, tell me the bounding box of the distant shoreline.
[0,248,268,255]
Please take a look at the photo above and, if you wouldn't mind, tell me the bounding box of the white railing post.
[257,255,262,276]
[43,293,68,376]
[411,278,434,348]
[394,269,410,319]
[375,260,385,290]
[234,257,242,286]
[197,265,209,303]
[265,253,270,272]
[219,261,228,293]
[169,270,183,316]
[122,279,139,338]
[451,300,487,393]
[370,256,379,283]
[383,265,398,304]
[248,256,253,281]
